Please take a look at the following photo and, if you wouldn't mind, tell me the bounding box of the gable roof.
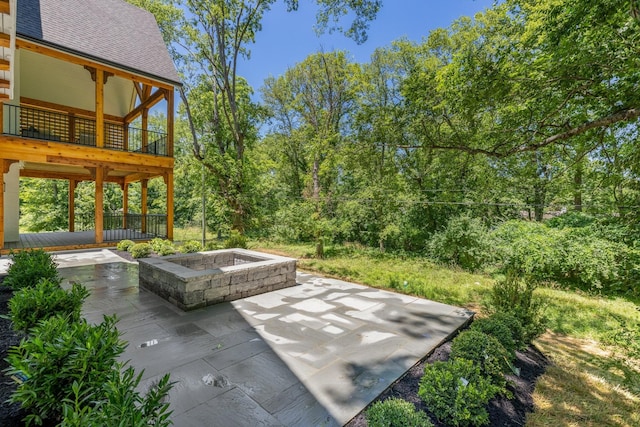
[17,0,181,86]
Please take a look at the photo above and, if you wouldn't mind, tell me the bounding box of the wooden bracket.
[83,66,113,84]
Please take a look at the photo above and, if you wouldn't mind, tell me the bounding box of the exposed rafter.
[0,0,9,15]
[0,33,9,48]
[124,88,166,122]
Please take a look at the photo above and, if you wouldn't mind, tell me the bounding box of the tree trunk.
[573,158,583,212]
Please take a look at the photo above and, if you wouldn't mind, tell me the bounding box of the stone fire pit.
[138,249,297,310]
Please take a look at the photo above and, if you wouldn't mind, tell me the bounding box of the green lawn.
[253,240,640,427]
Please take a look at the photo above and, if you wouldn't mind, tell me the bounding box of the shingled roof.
[17,0,181,86]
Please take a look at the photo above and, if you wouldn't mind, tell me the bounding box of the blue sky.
[240,0,497,94]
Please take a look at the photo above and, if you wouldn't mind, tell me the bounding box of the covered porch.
[0,230,155,254]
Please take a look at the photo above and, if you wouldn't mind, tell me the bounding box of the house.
[0,0,181,252]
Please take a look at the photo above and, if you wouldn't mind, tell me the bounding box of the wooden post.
[69,113,76,143]
[0,164,4,249]
[122,183,128,229]
[95,168,104,243]
[141,108,148,152]
[141,179,148,234]
[166,89,174,157]
[0,101,4,135]
[69,180,76,232]
[95,70,104,148]
[123,123,129,152]
[165,172,173,240]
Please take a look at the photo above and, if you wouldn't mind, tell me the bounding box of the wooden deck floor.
[1,230,154,254]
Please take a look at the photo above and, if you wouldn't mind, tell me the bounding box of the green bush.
[485,271,547,344]
[470,315,517,355]
[156,241,176,256]
[148,238,166,253]
[450,330,512,386]
[6,315,126,426]
[8,279,89,333]
[4,249,59,290]
[116,239,135,252]
[129,243,152,259]
[60,368,173,427]
[180,240,203,253]
[224,230,248,249]
[418,358,503,427]
[365,398,433,427]
[427,214,491,271]
[484,311,526,350]
[546,212,596,229]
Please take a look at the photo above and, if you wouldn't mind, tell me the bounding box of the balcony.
[2,103,169,156]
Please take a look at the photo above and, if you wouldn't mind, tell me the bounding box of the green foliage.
[129,243,152,259]
[149,238,176,256]
[482,311,525,350]
[4,249,59,290]
[418,358,503,427]
[427,214,491,271]
[60,369,173,427]
[116,239,135,251]
[450,330,512,386]
[8,279,89,333]
[546,212,596,229]
[6,315,126,426]
[470,315,517,355]
[365,398,432,427]
[179,240,203,253]
[224,230,248,249]
[485,271,547,343]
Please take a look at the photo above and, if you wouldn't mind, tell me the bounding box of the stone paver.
[40,255,473,426]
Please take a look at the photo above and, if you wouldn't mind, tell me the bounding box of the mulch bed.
[346,340,550,426]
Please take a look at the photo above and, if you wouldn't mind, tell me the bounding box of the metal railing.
[76,213,168,241]
[2,104,169,156]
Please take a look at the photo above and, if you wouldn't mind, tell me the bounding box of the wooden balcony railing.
[76,212,168,241]
[2,104,169,156]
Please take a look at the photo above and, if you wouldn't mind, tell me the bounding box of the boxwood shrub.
[365,398,433,427]
[4,249,59,290]
[450,330,512,387]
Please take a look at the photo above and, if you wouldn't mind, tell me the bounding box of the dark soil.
[346,340,550,427]
[0,279,28,427]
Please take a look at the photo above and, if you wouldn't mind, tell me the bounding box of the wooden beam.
[124,88,165,123]
[0,79,10,89]
[20,169,92,182]
[95,167,104,243]
[165,171,174,240]
[21,97,124,123]
[0,33,9,49]
[0,0,9,15]
[133,82,144,101]
[69,180,76,232]
[0,137,174,170]
[0,59,9,71]
[16,39,176,91]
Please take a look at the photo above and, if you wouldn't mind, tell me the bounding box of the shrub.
[156,241,176,256]
[450,330,512,386]
[484,312,526,350]
[116,239,135,252]
[427,214,491,271]
[546,212,596,229]
[485,271,547,344]
[129,243,152,259]
[418,358,503,427]
[60,368,173,427]
[365,398,433,427]
[470,315,517,355]
[4,249,59,290]
[8,279,89,333]
[148,238,166,253]
[6,315,126,425]
[180,240,203,253]
[224,230,248,249]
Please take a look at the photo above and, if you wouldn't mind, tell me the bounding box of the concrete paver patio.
[15,250,473,426]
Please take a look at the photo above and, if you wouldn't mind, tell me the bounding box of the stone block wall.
[138,249,297,310]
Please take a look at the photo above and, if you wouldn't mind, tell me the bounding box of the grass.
[252,240,640,426]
